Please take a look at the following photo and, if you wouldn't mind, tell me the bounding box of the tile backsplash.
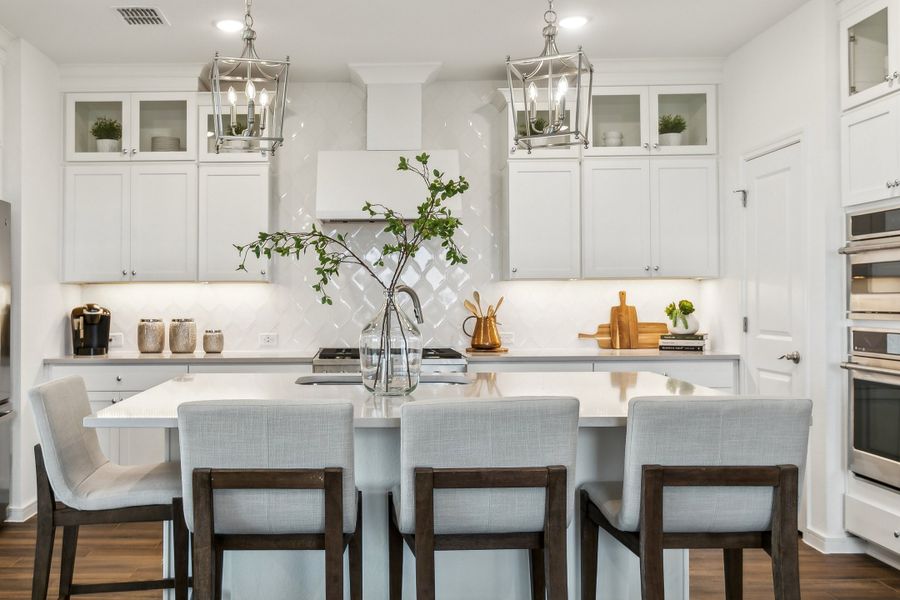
[81,81,704,352]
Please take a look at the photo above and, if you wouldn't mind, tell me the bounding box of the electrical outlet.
[108,332,124,348]
[500,331,515,345]
[259,333,278,348]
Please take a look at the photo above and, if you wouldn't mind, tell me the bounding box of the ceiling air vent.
[114,7,170,26]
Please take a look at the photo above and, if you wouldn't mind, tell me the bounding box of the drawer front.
[592,360,736,390]
[468,361,594,373]
[48,365,187,391]
[846,494,900,554]
[188,363,313,374]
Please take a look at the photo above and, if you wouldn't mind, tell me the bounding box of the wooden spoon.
[463,300,480,317]
[487,304,494,318]
[473,291,484,317]
[494,296,504,315]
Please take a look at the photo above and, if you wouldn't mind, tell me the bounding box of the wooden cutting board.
[609,291,639,349]
[578,322,668,349]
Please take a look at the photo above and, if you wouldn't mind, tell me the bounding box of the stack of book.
[658,333,708,353]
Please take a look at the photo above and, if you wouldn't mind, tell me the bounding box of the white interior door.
[742,143,808,396]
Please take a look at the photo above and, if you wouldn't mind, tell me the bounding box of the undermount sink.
[296,373,471,386]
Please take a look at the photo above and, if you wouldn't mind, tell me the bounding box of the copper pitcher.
[463,315,501,350]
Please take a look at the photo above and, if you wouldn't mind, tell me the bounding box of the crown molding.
[59,62,207,92]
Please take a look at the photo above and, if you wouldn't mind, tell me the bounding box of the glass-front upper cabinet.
[586,84,716,156]
[65,92,196,162]
[841,0,900,110]
[502,89,583,159]
[198,104,268,162]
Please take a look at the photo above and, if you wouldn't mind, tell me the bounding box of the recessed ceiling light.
[215,19,243,33]
[559,16,589,29]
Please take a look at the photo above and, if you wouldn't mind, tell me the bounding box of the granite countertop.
[45,348,739,366]
[83,370,726,429]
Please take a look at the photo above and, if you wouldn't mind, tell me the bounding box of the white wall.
[2,38,80,518]
[81,81,705,352]
[706,0,848,548]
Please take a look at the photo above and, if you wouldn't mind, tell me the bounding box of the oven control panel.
[852,328,900,360]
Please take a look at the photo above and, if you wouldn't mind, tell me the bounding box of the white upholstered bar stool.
[29,376,189,600]
[388,396,580,600]
[580,397,812,600]
[178,400,362,600]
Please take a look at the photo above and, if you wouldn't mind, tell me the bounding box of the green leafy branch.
[235,153,469,305]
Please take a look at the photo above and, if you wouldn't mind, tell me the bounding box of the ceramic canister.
[203,329,225,354]
[169,318,197,354]
[137,319,165,353]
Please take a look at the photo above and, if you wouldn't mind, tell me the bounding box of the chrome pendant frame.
[210,1,290,156]
[505,1,593,154]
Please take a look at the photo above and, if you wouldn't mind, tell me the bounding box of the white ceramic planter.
[668,313,699,335]
[95,138,120,153]
[658,132,684,146]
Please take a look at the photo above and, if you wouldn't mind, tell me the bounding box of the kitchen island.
[85,371,727,600]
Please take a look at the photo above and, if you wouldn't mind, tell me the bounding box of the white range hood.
[315,63,461,221]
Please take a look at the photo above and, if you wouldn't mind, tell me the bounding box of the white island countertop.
[84,370,725,430]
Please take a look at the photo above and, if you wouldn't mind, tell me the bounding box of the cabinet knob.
[122,149,129,155]
[654,265,660,271]
[642,142,649,149]
[131,148,137,155]
[260,269,266,276]
[122,269,128,276]
[653,142,660,150]
[890,181,897,189]
[131,270,136,276]
[895,180,900,188]
[116,376,122,382]
[894,531,899,538]
[511,267,518,273]
[644,265,651,271]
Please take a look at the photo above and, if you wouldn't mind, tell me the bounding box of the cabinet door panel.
[651,158,718,278]
[130,164,198,281]
[63,166,130,282]
[198,164,270,281]
[506,160,580,279]
[65,93,132,162]
[131,92,197,161]
[582,158,652,278]
[842,97,900,207]
[840,0,900,110]
[649,85,717,155]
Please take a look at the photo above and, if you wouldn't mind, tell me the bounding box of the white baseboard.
[802,526,868,554]
[867,543,900,570]
[5,500,36,523]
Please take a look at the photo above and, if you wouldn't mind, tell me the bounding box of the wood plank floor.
[0,521,897,598]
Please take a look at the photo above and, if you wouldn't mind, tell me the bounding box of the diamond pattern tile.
[80,81,702,351]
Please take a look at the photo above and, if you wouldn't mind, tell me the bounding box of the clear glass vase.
[359,290,423,395]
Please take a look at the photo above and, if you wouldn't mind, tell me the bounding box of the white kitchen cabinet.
[585,85,716,157]
[652,158,718,277]
[581,157,718,279]
[66,92,196,162]
[130,164,197,281]
[88,397,119,461]
[841,95,900,206]
[582,159,652,277]
[63,164,199,282]
[198,164,270,282]
[197,104,269,163]
[63,165,131,282]
[504,160,581,279]
[592,360,738,392]
[840,0,900,111]
[87,392,165,466]
[468,361,594,373]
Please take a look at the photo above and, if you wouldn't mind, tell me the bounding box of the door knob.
[778,351,801,364]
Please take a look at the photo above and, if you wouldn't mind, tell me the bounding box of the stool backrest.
[620,397,812,533]
[178,400,355,534]
[399,396,579,534]
[30,376,108,507]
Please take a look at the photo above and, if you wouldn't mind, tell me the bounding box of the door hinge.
[734,189,748,207]
[742,316,748,333]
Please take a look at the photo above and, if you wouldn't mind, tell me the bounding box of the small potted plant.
[665,299,699,335]
[90,117,122,153]
[658,114,687,146]
[227,121,249,150]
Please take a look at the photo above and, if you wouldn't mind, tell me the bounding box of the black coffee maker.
[71,304,111,356]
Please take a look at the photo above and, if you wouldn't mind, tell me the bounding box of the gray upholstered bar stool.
[178,400,362,600]
[389,396,580,600]
[29,376,189,600]
[580,397,812,600]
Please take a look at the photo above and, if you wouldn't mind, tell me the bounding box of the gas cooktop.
[316,347,464,360]
[313,347,467,373]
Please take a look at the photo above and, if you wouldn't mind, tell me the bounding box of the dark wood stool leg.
[771,466,800,600]
[388,493,404,600]
[639,466,665,600]
[723,548,743,600]
[58,525,79,600]
[414,469,436,600]
[32,446,55,600]
[580,490,599,600]
[529,548,546,600]
[544,467,568,600]
[192,470,216,600]
[214,546,224,600]
[323,469,344,600]
[172,498,190,600]
[349,492,363,600]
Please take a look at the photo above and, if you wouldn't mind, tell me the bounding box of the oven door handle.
[840,240,900,254]
[840,361,900,377]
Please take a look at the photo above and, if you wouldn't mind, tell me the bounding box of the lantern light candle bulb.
[245,80,256,133]
[259,88,270,132]
[227,86,237,134]
[556,76,568,125]
[527,82,538,133]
